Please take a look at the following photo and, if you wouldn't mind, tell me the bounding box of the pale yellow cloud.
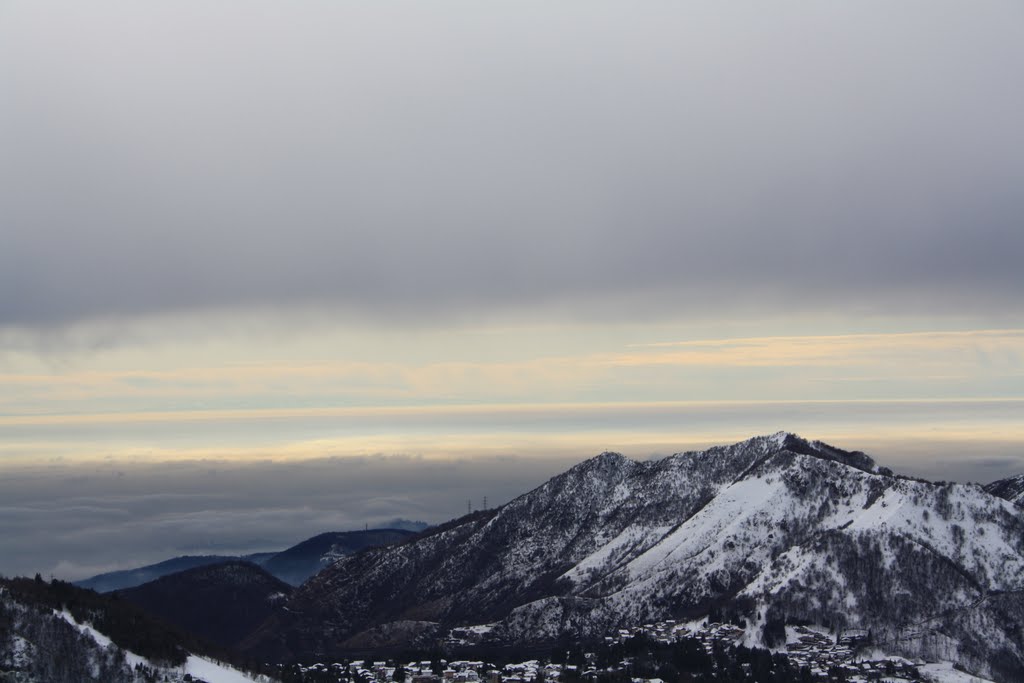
[1,328,1020,426]
[611,329,1024,368]
[2,396,1021,428]
[4,402,1024,469]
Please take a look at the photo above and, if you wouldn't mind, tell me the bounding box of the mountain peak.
[767,430,798,446]
[594,450,631,464]
[753,431,882,475]
[674,431,885,479]
[570,450,635,476]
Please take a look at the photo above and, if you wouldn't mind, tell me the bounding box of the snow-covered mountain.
[985,474,1024,507]
[245,433,1024,682]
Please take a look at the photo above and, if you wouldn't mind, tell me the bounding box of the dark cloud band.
[1,2,1022,327]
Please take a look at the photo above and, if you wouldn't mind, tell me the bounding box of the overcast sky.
[1,1,1023,579]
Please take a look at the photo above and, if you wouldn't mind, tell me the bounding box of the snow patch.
[54,609,269,682]
[919,661,995,683]
[184,654,271,683]
[55,609,147,669]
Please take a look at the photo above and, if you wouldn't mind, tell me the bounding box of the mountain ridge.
[73,553,277,593]
[985,473,1024,506]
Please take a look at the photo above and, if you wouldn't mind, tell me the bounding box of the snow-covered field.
[920,661,995,683]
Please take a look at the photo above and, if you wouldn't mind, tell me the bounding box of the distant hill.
[261,528,418,586]
[376,518,431,532]
[74,552,277,593]
[75,522,429,592]
[116,560,292,652]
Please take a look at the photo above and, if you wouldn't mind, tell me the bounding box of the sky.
[1,1,1023,580]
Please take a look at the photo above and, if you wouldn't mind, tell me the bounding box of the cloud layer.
[2,1,1023,327]
[0,453,580,580]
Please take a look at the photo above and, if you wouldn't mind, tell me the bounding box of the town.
[271,620,926,683]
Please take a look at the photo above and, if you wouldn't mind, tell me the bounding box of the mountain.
[985,474,1024,506]
[260,529,418,586]
[117,561,292,652]
[74,553,277,593]
[0,575,271,682]
[242,433,1024,682]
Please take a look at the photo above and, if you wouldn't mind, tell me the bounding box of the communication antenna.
[467,499,471,515]
[483,496,488,510]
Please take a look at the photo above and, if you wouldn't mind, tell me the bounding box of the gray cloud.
[1,2,1022,329]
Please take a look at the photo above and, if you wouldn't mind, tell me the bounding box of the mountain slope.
[985,474,1024,506]
[0,576,273,682]
[118,561,292,651]
[244,433,1024,682]
[261,528,417,586]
